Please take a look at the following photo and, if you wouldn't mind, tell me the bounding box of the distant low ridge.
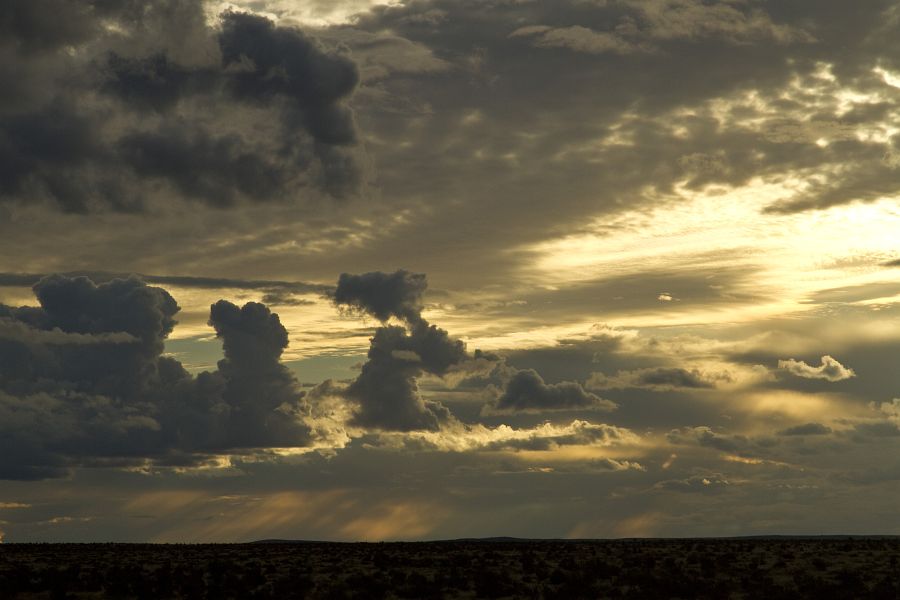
[250,534,900,544]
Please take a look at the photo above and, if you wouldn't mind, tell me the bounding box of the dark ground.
[1,538,899,599]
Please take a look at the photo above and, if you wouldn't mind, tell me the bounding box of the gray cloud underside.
[0,274,313,480]
[0,270,624,479]
[0,0,362,212]
[333,270,468,431]
[487,368,616,414]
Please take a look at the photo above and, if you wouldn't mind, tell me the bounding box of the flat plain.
[1,538,898,599]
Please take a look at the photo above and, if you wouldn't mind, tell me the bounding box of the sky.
[1,0,900,542]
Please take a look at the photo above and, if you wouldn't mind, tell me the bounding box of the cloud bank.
[0,0,362,212]
[0,275,312,479]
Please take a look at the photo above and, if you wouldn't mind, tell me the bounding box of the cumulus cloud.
[0,268,621,477]
[486,369,616,414]
[333,270,427,323]
[0,1,363,212]
[334,270,466,431]
[206,300,313,448]
[0,274,314,480]
[778,355,856,382]
[0,274,180,397]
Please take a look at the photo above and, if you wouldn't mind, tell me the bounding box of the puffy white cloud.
[778,355,856,382]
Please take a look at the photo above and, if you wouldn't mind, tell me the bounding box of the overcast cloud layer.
[1,0,900,542]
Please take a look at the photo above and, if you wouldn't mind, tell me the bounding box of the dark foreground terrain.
[1,538,899,599]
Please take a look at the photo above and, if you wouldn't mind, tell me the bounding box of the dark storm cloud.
[117,126,292,207]
[0,1,362,212]
[0,105,129,213]
[0,274,179,397]
[0,0,99,54]
[333,270,427,323]
[334,270,468,431]
[218,11,358,146]
[102,52,218,113]
[488,369,615,414]
[342,325,452,432]
[0,274,312,480]
[205,300,313,448]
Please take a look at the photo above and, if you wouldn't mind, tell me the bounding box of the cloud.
[0,0,101,54]
[852,421,900,438]
[322,28,453,81]
[334,270,465,431]
[667,426,749,453]
[0,318,138,346]
[219,11,359,133]
[509,0,811,56]
[0,274,180,396]
[778,355,856,382]
[0,2,363,212]
[634,0,813,45]
[333,270,427,323]
[510,25,640,55]
[0,271,331,296]
[487,369,616,414]
[587,367,719,391]
[375,419,639,453]
[0,269,623,476]
[0,274,314,480]
[778,422,833,436]
[206,300,313,448]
